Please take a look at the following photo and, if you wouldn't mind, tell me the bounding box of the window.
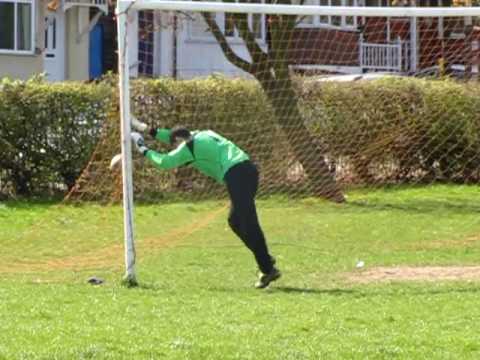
[188,0,265,41]
[298,0,360,30]
[222,12,265,40]
[0,0,34,54]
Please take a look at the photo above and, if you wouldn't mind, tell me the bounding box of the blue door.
[89,23,103,79]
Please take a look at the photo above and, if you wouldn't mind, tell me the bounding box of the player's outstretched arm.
[110,129,176,171]
[110,131,148,170]
[131,132,194,170]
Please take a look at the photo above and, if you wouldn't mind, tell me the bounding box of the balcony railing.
[360,37,409,73]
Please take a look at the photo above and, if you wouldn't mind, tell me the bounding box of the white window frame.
[296,0,360,31]
[0,0,35,55]
[223,12,266,42]
[187,0,266,43]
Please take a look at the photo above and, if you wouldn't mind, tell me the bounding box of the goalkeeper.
[130,119,281,289]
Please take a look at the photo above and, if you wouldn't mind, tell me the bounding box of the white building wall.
[0,1,44,80]
[156,15,266,79]
[154,12,175,76]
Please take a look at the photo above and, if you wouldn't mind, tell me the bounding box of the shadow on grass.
[132,283,355,296]
[271,286,355,296]
[272,284,480,298]
[130,280,480,298]
[349,199,480,215]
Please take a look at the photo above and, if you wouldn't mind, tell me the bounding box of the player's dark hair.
[170,126,191,144]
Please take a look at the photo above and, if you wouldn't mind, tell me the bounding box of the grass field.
[2,185,480,359]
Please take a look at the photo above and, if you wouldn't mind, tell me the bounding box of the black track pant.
[224,160,274,274]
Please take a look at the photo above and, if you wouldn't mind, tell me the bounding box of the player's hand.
[131,116,148,132]
[131,132,149,155]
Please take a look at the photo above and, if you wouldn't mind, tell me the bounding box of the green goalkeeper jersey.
[144,129,249,183]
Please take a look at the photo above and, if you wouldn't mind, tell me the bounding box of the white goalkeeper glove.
[131,132,149,155]
[131,116,148,132]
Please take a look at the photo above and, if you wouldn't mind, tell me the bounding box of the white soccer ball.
[109,153,122,170]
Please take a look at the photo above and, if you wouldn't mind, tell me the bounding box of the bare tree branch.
[196,0,344,202]
[294,0,309,26]
[269,14,297,78]
[232,13,269,67]
[201,12,252,73]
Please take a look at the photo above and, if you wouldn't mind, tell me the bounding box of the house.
[290,0,480,76]
[0,0,139,81]
[1,1,478,81]
[136,10,269,78]
[135,2,480,78]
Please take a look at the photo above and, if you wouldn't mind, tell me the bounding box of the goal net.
[73,2,480,201]
[9,2,480,283]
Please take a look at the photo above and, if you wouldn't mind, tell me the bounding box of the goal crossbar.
[121,0,480,18]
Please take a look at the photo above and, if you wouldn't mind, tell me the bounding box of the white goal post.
[117,3,137,285]
[115,0,479,285]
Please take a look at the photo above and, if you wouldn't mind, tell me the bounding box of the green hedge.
[127,77,279,198]
[301,77,480,183]
[0,77,111,197]
[132,76,480,191]
[1,75,479,199]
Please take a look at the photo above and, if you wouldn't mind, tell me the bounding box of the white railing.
[63,0,108,14]
[360,38,407,72]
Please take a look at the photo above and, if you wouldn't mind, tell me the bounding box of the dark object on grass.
[87,276,104,285]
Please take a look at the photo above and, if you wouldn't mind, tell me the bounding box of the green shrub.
[2,75,479,199]
[130,76,278,197]
[301,76,480,184]
[0,77,111,197]
[131,76,275,155]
